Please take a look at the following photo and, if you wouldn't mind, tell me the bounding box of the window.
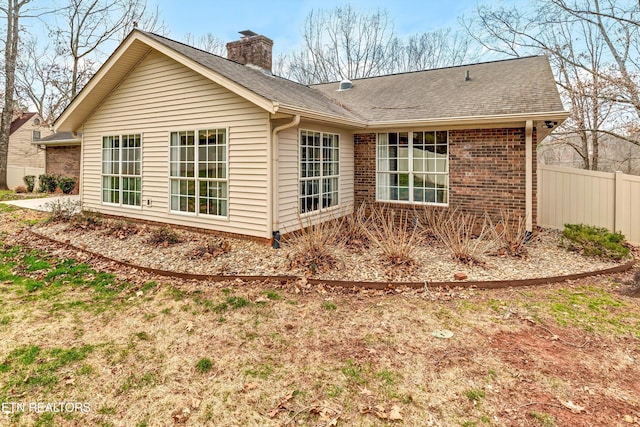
[32,130,41,141]
[299,130,339,214]
[377,131,448,204]
[102,134,141,206]
[169,129,227,216]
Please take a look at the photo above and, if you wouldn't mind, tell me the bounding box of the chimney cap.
[239,30,258,38]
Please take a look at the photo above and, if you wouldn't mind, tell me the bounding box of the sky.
[149,0,482,57]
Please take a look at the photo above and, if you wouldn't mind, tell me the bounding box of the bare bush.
[106,220,140,240]
[340,203,372,251]
[421,207,502,264]
[362,206,418,266]
[45,199,81,223]
[286,212,344,274]
[190,239,232,259]
[495,210,529,257]
[67,211,105,231]
[147,226,181,246]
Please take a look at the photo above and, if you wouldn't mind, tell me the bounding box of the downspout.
[271,114,300,248]
[525,120,533,235]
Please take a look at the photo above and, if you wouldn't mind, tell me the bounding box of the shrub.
[45,198,81,222]
[23,175,36,192]
[340,202,372,251]
[14,185,27,194]
[57,176,76,194]
[38,174,57,193]
[421,207,501,265]
[561,224,630,260]
[287,211,343,273]
[191,239,231,259]
[362,206,418,266]
[68,211,104,231]
[148,226,181,246]
[495,210,529,258]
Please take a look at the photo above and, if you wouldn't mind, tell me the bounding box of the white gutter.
[525,120,533,233]
[270,115,300,246]
[365,111,569,129]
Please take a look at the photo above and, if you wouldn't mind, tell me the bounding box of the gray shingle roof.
[311,56,565,122]
[143,32,563,124]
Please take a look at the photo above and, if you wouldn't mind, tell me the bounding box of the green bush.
[57,176,76,194]
[38,174,57,193]
[562,224,630,260]
[23,175,36,192]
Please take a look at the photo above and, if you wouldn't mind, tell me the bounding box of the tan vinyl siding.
[8,116,48,170]
[81,50,271,238]
[277,121,354,233]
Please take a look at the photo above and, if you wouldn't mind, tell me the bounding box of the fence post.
[614,171,623,233]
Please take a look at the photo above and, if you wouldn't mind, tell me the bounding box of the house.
[38,131,82,193]
[53,29,568,244]
[7,112,52,189]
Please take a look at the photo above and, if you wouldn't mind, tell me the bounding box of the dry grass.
[0,208,639,426]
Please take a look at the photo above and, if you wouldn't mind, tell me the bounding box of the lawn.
[0,208,639,426]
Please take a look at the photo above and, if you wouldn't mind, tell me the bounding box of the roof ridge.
[311,55,547,86]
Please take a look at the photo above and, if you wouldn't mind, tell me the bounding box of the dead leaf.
[242,382,257,392]
[190,398,201,409]
[267,409,278,418]
[359,387,373,397]
[389,405,403,420]
[558,399,585,413]
[374,404,388,419]
[172,407,191,424]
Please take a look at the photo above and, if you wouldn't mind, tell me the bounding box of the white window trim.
[298,129,341,216]
[100,133,143,209]
[375,130,449,207]
[167,128,230,219]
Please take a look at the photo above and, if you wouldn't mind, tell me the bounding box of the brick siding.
[46,146,81,194]
[354,128,538,225]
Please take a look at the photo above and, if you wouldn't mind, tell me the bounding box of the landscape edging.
[26,229,635,290]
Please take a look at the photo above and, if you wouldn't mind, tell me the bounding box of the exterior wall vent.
[338,79,353,91]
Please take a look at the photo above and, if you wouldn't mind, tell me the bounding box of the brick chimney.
[226,30,273,72]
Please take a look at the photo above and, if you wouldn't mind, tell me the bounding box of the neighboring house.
[8,112,52,189]
[38,131,82,193]
[53,29,568,243]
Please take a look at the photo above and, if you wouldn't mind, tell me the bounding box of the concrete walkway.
[1,195,81,212]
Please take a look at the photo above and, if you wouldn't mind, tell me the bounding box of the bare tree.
[0,0,31,189]
[15,37,71,123]
[277,5,397,84]
[463,0,640,171]
[276,5,478,84]
[54,0,164,98]
[183,32,225,55]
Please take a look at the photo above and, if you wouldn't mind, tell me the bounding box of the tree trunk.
[0,0,22,190]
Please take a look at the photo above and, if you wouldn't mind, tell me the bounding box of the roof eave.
[276,104,365,128]
[33,140,81,147]
[363,111,570,130]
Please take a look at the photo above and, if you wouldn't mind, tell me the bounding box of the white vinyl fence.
[538,165,640,244]
[7,166,44,190]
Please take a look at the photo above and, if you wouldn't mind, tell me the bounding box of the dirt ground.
[0,206,639,426]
